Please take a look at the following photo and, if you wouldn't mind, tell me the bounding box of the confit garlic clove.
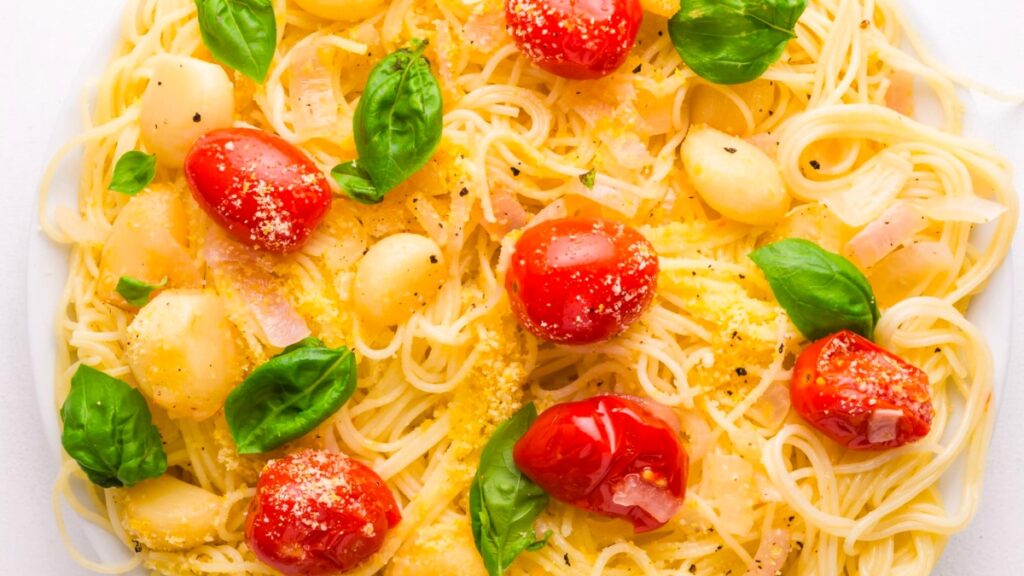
[681,125,790,227]
[141,55,234,168]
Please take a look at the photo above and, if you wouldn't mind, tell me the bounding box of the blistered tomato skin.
[245,450,401,575]
[513,395,687,532]
[506,217,658,345]
[504,0,643,80]
[791,330,933,451]
[185,128,332,253]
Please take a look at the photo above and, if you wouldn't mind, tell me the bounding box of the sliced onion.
[433,22,456,92]
[743,529,791,576]
[204,232,311,349]
[480,184,529,239]
[679,411,713,463]
[884,71,916,117]
[702,453,755,535]
[748,383,791,431]
[603,133,654,172]
[463,12,505,53]
[869,241,954,307]
[610,473,682,525]
[911,196,1007,224]
[823,151,914,227]
[845,201,928,268]
[289,43,338,138]
[576,180,639,218]
[867,409,904,444]
[746,132,781,160]
[408,192,447,247]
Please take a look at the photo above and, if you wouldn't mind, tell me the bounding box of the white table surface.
[1,1,1021,574]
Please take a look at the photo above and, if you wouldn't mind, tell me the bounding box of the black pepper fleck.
[632,64,643,73]
[192,112,202,123]
[809,160,821,170]
[724,147,737,154]
[510,166,521,176]
[735,367,748,376]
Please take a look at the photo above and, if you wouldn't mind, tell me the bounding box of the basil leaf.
[331,161,381,205]
[195,0,277,82]
[669,0,808,85]
[60,366,168,488]
[109,151,157,195]
[225,337,357,454]
[332,40,443,204]
[579,169,597,190]
[470,404,550,576]
[750,238,881,341]
[116,276,167,307]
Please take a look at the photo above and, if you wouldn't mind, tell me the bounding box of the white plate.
[25,0,1021,573]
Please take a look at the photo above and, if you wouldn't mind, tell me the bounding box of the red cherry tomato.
[185,128,332,253]
[506,217,658,345]
[246,450,401,575]
[505,0,643,79]
[791,330,933,450]
[513,395,687,532]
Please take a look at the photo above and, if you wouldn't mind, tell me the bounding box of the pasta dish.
[40,0,1018,574]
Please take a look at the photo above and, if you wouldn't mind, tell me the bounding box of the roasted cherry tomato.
[513,395,687,532]
[506,217,658,345]
[246,450,401,575]
[504,0,643,79]
[185,128,332,253]
[791,330,933,450]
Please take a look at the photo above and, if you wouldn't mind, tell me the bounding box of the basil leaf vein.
[60,365,168,488]
[470,403,550,576]
[331,40,443,204]
[116,276,168,307]
[195,0,277,82]
[750,238,880,340]
[225,337,357,454]
[668,0,808,85]
[109,151,157,195]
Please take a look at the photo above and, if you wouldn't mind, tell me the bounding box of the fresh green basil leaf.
[225,338,357,454]
[335,40,443,204]
[331,160,382,205]
[195,0,277,82]
[60,365,168,488]
[750,238,880,341]
[669,0,808,85]
[116,276,168,307]
[109,151,157,195]
[470,404,550,576]
[579,169,597,190]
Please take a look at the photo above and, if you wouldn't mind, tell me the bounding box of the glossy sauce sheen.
[504,0,643,79]
[245,450,401,575]
[506,217,658,345]
[791,330,934,450]
[185,128,332,253]
[513,395,687,532]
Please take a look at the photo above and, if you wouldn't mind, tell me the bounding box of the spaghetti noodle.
[41,0,1017,574]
